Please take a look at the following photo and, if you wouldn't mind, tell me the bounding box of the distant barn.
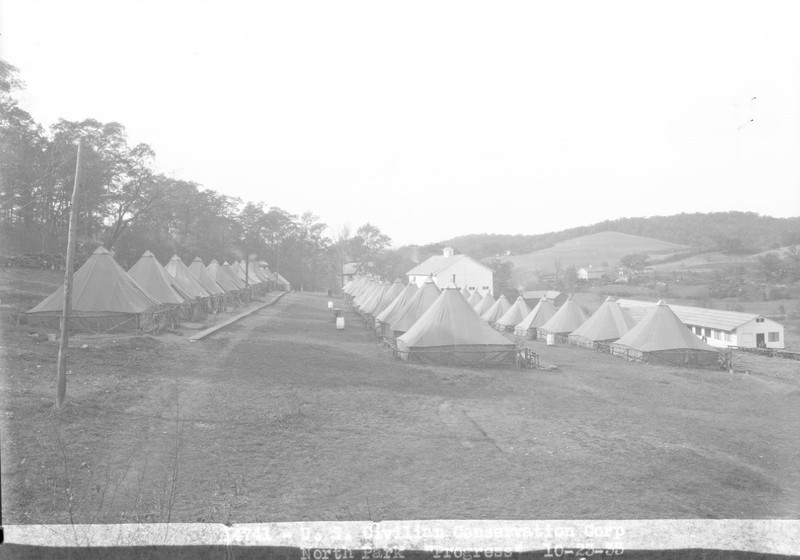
[406,247,493,297]
[617,299,785,350]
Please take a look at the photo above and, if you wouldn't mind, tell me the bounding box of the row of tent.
[343,276,519,366]
[342,276,722,368]
[25,246,291,334]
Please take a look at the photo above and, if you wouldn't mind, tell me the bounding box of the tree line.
[1,60,406,291]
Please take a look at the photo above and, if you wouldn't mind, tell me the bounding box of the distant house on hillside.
[617,299,785,350]
[406,247,493,296]
[339,261,363,287]
[521,290,568,308]
[577,267,609,283]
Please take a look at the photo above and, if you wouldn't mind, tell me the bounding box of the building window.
[703,328,711,337]
[695,326,702,335]
[756,318,764,323]
[724,332,732,342]
[768,332,780,342]
[712,330,721,340]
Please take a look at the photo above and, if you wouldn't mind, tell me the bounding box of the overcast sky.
[2,0,799,246]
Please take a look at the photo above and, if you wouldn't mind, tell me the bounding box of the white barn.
[406,247,493,297]
[617,299,785,350]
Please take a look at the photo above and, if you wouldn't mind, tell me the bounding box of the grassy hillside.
[502,231,690,272]
[437,212,800,260]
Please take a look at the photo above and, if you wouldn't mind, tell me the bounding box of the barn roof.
[406,254,493,276]
[616,299,770,332]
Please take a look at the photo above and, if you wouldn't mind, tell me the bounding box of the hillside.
[501,231,690,272]
[437,212,800,260]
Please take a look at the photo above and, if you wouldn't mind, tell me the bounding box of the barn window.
[695,326,702,335]
[768,332,780,342]
[703,328,711,337]
[756,318,764,323]
[712,330,721,340]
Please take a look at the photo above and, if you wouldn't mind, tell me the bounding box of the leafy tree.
[350,223,391,275]
[620,253,649,272]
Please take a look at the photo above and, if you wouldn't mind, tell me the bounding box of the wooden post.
[56,138,82,409]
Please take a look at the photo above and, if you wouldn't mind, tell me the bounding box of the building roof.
[342,261,362,276]
[616,298,770,332]
[406,254,493,276]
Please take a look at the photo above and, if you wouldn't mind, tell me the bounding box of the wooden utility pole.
[56,138,82,409]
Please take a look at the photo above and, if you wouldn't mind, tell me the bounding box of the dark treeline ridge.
[1,60,400,292]
[440,212,800,260]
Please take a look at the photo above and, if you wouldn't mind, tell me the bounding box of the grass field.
[2,270,800,524]
[503,231,690,272]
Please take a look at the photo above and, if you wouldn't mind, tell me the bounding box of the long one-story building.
[616,299,785,350]
[406,247,493,297]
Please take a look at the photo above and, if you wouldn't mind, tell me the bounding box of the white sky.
[2,0,799,246]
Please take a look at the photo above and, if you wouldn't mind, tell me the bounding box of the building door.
[756,333,765,348]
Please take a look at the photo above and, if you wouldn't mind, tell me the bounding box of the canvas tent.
[365,279,405,326]
[395,288,517,366]
[514,297,557,339]
[274,272,291,291]
[494,296,531,332]
[473,292,496,316]
[165,255,213,319]
[207,259,243,305]
[359,281,390,318]
[537,296,589,341]
[610,301,720,367]
[26,246,166,333]
[128,250,190,325]
[389,279,441,338]
[188,257,227,311]
[480,294,511,324]
[374,281,418,337]
[467,290,483,307]
[568,296,636,349]
[460,286,471,299]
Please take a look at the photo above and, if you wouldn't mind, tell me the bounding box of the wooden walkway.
[188,291,287,342]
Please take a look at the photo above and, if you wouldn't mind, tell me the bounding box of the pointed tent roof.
[539,296,589,334]
[474,292,496,316]
[207,259,240,292]
[390,279,441,334]
[249,262,270,283]
[274,272,291,288]
[235,260,262,284]
[354,280,379,309]
[165,255,210,299]
[515,297,557,332]
[397,288,516,350]
[28,246,159,315]
[375,281,418,326]
[189,257,226,295]
[361,281,391,316]
[127,250,187,305]
[613,300,719,353]
[221,262,247,289]
[569,296,636,343]
[369,278,405,317]
[467,290,483,307]
[461,286,471,299]
[480,294,511,323]
[495,296,532,328]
